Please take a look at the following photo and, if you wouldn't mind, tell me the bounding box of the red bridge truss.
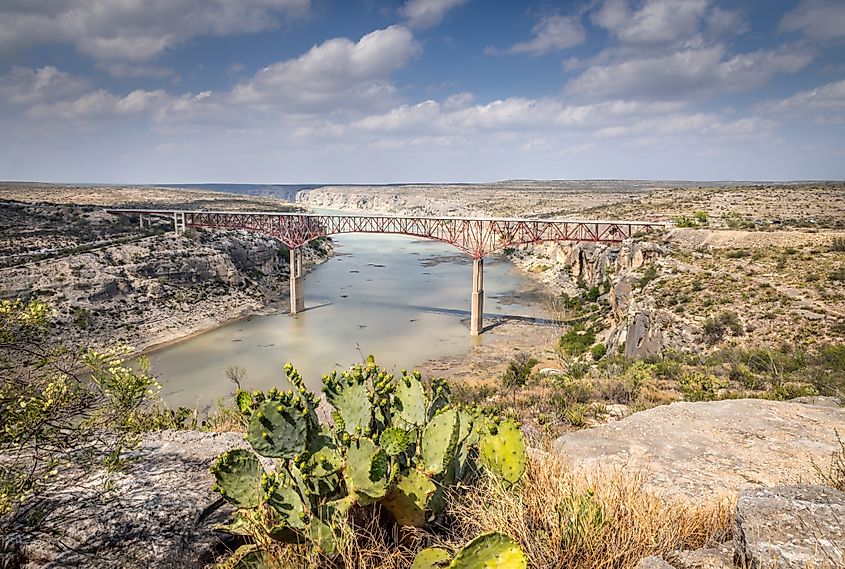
[105,209,663,258]
[105,209,665,335]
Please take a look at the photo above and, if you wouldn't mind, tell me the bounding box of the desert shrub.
[679,372,727,402]
[558,325,596,358]
[702,311,743,344]
[674,216,698,228]
[585,286,601,302]
[638,264,658,288]
[831,237,845,253]
[563,403,588,428]
[694,211,709,223]
[725,249,749,259]
[501,353,539,389]
[829,267,845,282]
[764,382,818,401]
[0,299,159,531]
[590,343,607,361]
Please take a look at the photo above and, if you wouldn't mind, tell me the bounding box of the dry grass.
[447,452,733,569]
[230,451,732,568]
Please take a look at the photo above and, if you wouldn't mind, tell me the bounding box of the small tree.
[501,352,539,389]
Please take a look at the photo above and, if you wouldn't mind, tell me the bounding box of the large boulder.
[554,399,845,499]
[734,485,845,569]
[7,430,248,569]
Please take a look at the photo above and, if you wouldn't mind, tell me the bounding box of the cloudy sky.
[1,0,844,183]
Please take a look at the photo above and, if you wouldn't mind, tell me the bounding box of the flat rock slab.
[553,399,845,498]
[734,485,845,569]
[9,430,248,568]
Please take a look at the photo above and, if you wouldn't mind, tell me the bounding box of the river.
[149,231,550,409]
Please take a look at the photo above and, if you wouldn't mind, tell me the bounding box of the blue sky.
[1,0,844,183]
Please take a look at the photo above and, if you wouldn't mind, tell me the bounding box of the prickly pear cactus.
[345,436,389,503]
[323,370,372,436]
[410,533,527,569]
[211,357,528,565]
[422,408,460,475]
[411,547,451,569]
[451,532,527,569]
[478,419,526,487]
[394,370,427,426]
[381,467,436,527]
[379,427,413,457]
[211,449,264,508]
[246,397,313,459]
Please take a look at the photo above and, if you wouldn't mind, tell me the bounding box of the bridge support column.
[289,247,305,315]
[470,257,484,336]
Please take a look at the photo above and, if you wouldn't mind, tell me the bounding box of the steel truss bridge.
[106,209,665,335]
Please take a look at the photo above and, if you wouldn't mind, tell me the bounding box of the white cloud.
[758,79,845,115]
[780,0,845,41]
[231,26,420,113]
[399,0,468,29]
[0,66,90,105]
[0,0,309,63]
[566,42,813,100]
[593,0,709,47]
[27,89,171,120]
[490,15,585,56]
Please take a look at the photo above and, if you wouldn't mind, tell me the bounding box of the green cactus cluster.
[210,357,527,561]
[411,532,528,568]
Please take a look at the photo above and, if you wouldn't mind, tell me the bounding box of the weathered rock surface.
[6,430,247,569]
[734,485,845,569]
[554,399,845,498]
[636,556,676,569]
[665,542,733,568]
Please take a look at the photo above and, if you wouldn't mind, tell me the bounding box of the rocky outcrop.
[5,430,247,569]
[0,228,330,352]
[554,399,845,499]
[734,485,845,569]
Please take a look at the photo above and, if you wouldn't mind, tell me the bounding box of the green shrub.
[702,311,744,344]
[590,343,607,361]
[694,211,709,223]
[679,372,726,402]
[674,216,698,228]
[585,286,601,302]
[558,325,596,358]
[638,265,658,288]
[0,299,159,531]
[501,353,539,389]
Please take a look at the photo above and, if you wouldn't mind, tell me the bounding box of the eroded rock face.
[636,556,675,569]
[553,399,845,499]
[6,430,247,569]
[734,485,845,569]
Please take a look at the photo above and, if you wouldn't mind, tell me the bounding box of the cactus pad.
[246,399,312,459]
[266,475,307,530]
[380,427,413,457]
[422,408,460,475]
[394,371,427,426]
[451,532,527,569]
[381,468,436,527]
[478,420,526,486]
[345,437,389,502]
[411,548,451,569]
[210,449,263,508]
[324,376,372,436]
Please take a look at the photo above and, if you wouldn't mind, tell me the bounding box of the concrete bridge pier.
[470,257,484,336]
[289,247,305,315]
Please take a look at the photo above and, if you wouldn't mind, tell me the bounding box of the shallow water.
[149,232,549,408]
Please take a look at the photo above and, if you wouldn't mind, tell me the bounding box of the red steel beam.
[106,209,664,257]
